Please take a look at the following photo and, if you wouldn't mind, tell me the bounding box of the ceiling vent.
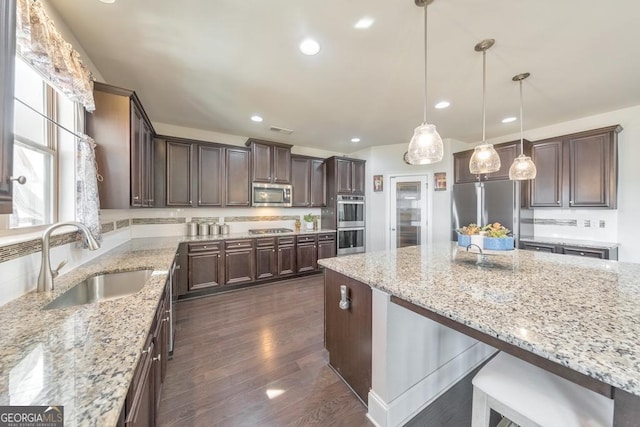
[269,126,293,135]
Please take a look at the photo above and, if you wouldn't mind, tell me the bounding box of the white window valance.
[16,0,95,111]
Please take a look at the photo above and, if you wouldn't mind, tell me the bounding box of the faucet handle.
[52,260,68,278]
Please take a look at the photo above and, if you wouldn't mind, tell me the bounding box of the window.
[4,57,76,231]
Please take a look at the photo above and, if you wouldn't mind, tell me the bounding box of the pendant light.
[469,39,501,174]
[508,73,537,180]
[406,0,443,165]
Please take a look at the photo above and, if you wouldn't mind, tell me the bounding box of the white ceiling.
[48,0,640,153]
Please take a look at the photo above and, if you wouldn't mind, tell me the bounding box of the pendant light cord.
[423,5,428,124]
[519,79,524,154]
[482,49,486,143]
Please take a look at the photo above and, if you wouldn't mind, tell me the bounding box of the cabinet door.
[561,246,607,259]
[529,141,563,207]
[255,245,277,280]
[324,269,372,404]
[317,240,336,262]
[130,106,144,207]
[198,145,223,206]
[166,141,193,206]
[291,157,310,207]
[251,141,272,183]
[277,245,296,276]
[0,0,15,214]
[225,249,255,285]
[225,148,251,206]
[152,291,168,413]
[351,161,365,195]
[453,150,477,184]
[125,338,154,427]
[569,132,614,207]
[336,159,352,193]
[486,143,518,181]
[310,159,326,207]
[142,123,154,207]
[521,242,556,253]
[296,243,317,273]
[273,145,291,183]
[188,252,222,291]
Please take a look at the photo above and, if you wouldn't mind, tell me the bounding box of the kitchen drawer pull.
[153,354,161,362]
[141,345,152,354]
[580,252,585,256]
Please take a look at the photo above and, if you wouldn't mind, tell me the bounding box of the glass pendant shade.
[508,154,537,180]
[407,123,443,165]
[469,143,501,174]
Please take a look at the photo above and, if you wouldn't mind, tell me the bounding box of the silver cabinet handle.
[153,354,161,362]
[339,285,350,310]
[10,176,26,185]
[557,200,560,204]
[580,252,585,256]
[570,200,574,205]
[141,345,152,354]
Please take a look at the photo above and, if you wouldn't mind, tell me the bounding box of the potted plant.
[303,213,316,230]
[481,222,514,250]
[456,223,482,247]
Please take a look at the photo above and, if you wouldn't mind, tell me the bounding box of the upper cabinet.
[453,140,522,184]
[87,82,155,208]
[326,157,365,195]
[291,155,326,207]
[245,139,292,184]
[0,0,16,214]
[529,125,621,209]
[156,136,248,208]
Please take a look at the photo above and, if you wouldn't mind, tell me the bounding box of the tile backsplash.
[524,208,618,243]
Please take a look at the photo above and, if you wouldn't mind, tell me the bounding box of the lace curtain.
[76,134,102,245]
[16,0,95,111]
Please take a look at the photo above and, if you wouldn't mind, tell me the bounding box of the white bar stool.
[472,352,614,427]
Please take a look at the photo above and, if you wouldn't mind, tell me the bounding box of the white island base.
[367,288,496,427]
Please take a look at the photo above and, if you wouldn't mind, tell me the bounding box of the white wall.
[352,138,469,252]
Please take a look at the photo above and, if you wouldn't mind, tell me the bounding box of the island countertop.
[318,243,640,398]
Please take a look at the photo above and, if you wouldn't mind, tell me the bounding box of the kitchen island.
[319,243,640,426]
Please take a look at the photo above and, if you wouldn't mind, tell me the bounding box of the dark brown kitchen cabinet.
[317,233,336,262]
[521,242,556,253]
[296,235,317,273]
[187,242,223,291]
[325,157,366,196]
[0,0,15,214]
[324,269,372,405]
[255,237,277,280]
[291,155,327,207]
[198,144,224,206]
[225,147,251,206]
[529,126,621,209]
[87,82,155,208]
[246,138,292,184]
[529,140,563,207]
[453,140,523,184]
[520,240,618,260]
[224,239,255,285]
[152,283,169,413]
[277,236,296,277]
[165,140,193,206]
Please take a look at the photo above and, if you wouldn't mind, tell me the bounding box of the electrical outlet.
[583,220,591,228]
[599,220,606,228]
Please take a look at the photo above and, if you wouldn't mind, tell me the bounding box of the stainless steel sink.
[43,269,154,310]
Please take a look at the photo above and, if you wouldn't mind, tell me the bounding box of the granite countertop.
[0,238,179,426]
[319,243,640,397]
[519,236,620,249]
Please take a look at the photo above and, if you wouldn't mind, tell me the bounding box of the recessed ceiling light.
[351,137,361,143]
[299,38,320,55]
[502,116,517,123]
[354,17,375,29]
[99,0,116,3]
[251,115,263,122]
[434,101,450,109]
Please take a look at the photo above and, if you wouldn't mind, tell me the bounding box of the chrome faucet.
[466,243,484,255]
[37,221,101,292]
[466,243,491,266]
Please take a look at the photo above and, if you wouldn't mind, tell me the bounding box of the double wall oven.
[336,195,365,255]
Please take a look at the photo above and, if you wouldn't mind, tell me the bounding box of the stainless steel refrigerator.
[451,180,522,244]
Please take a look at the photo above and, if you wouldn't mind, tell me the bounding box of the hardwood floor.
[157,275,372,427]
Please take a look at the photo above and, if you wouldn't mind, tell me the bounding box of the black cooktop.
[248,228,293,235]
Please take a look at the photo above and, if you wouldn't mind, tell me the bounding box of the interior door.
[389,175,428,249]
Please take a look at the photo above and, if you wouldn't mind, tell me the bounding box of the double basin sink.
[43,269,154,310]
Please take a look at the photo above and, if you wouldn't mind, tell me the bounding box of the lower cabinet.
[296,235,317,273]
[520,241,617,260]
[224,239,255,285]
[124,280,170,426]
[277,237,296,277]
[324,269,372,405]
[187,242,222,291]
[255,237,277,280]
[317,233,336,261]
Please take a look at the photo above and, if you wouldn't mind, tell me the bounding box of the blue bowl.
[483,236,514,251]
[457,234,471,247]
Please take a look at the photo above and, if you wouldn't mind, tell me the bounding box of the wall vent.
[269,126,293,135]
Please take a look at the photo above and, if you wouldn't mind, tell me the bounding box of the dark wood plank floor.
[158,275,373,427]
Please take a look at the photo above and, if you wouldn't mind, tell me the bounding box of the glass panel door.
[390,176,428,249]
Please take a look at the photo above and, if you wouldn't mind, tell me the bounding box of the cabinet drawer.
[296,235,317,244]
[255,237,276,247]
[188,242,221,253]
[521,242,556,253]
[318,233,335,241]
[225,239,254,250]
[278,236,295,246]
[561,246,607,259]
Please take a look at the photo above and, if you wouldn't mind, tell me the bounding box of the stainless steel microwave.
[252,183,292,207]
